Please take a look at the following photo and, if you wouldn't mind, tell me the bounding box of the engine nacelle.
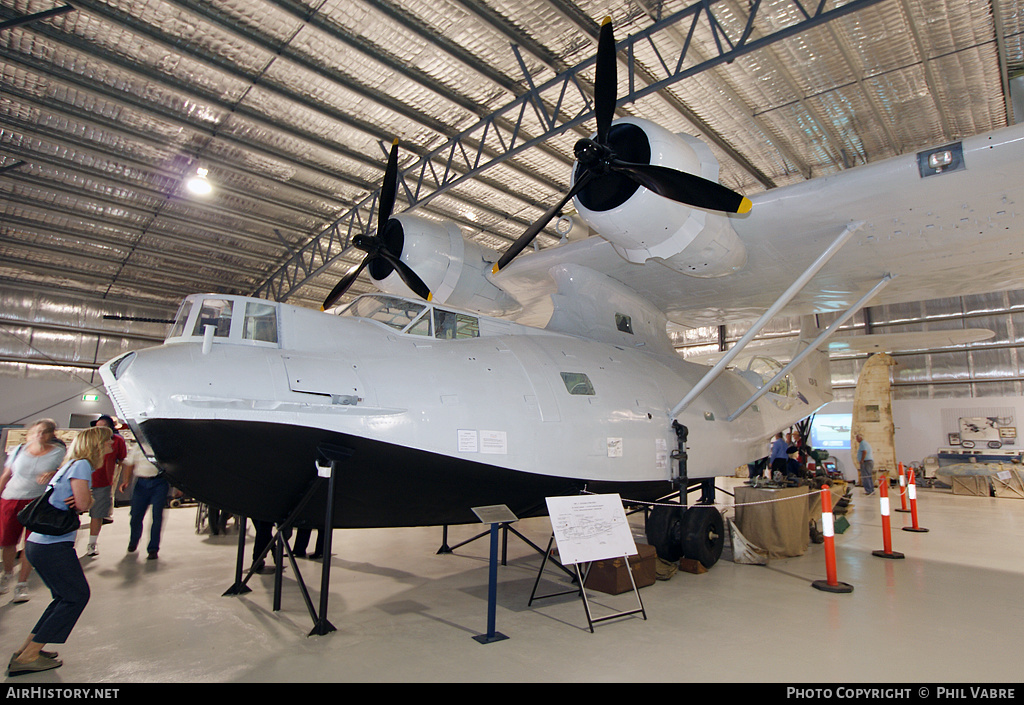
[369,214,520,316]
[573,117,747,278]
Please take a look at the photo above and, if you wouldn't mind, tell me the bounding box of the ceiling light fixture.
[186,166,212,195]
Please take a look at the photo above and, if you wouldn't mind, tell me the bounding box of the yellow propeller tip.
[492,263,500,275]
[601,16,612,26]
[426,293,433,302]
[392,138,399,146]
[738,197,752,214]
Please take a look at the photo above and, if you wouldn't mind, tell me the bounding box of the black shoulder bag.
[17,462,81,536]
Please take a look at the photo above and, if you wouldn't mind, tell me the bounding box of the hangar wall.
[816,396,1024,481]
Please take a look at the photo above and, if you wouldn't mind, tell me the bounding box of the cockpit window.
[406,310,432,337]
[341,295,428,332]
[191,299,233,337]
[169,301,192,339]
[243,301,278,343]
[434,309,479,339]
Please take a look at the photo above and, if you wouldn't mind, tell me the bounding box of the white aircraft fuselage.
[101,292,826,527]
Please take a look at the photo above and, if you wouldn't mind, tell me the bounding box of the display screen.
[810,413,853,451]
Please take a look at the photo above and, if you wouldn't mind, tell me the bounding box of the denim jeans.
[128,476,169,554]
[859,459,875,494]
[24,540,90,644]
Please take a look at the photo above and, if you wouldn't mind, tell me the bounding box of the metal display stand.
[531,494,648,633]
[528,534,584,605]
[470,505,517,644]
[528,534,647,633]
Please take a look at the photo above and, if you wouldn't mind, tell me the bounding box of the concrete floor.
[2,478,1023,683]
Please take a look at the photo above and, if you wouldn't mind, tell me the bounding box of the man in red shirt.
[85,415,126,557]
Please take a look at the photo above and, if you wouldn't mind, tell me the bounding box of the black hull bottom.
[140,419,672,528]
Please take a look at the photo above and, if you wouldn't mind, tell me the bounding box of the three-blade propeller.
[492,17,752,275]
[322,140,432,310]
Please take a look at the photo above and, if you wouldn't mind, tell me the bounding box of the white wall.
[0,376,116,432]
[816,396,1024,480]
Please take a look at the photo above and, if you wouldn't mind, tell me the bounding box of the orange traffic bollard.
[895,462,910,513]
[872,473,905,559]
[902,469,929,533]
[812,485,853,593]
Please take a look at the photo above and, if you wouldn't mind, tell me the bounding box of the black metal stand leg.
[223,516,252,596]
[436,525,453,554]
[272,532,285,612]
[310,458,339,637]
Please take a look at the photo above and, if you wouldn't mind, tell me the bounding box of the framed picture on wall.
[948,433,961,446]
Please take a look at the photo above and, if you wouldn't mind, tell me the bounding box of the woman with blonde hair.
[1,419,65,603]
[7,425,111,677]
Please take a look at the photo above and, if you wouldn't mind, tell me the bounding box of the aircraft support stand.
[222,478,317,598]
[304,442,353,636]
[438,518,575,580]
[221,443,351,637]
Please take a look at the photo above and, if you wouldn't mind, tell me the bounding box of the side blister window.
[560,371,596,396]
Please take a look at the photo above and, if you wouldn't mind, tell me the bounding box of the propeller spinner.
[492,17,752,274]
[321,140,432,310]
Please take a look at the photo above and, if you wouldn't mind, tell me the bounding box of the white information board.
[545,493,637,566]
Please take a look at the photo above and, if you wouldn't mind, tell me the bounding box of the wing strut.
[669,221,865,419]
[725,274,894,421]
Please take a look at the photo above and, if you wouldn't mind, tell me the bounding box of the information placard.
[544,493,636,566]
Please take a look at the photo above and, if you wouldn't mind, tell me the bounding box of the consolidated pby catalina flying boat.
[99,19,1024,568]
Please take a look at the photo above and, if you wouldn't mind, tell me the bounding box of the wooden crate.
[992,468,1024,499]
[583,543,658,595]
[952,475,991,497]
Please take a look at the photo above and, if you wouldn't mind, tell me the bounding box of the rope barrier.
[609,484,839,513]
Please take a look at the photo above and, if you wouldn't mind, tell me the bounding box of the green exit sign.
[82,393,101,402]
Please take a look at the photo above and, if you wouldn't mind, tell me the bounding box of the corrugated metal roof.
[1,0,1020,314]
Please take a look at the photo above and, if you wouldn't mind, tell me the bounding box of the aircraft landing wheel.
[680,506,725,569]
[645,505,684,562]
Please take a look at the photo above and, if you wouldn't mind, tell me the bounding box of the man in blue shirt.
[769,432,788,479]
[856,432,875,495]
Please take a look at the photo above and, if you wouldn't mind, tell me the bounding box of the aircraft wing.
[494,123,1024,329]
